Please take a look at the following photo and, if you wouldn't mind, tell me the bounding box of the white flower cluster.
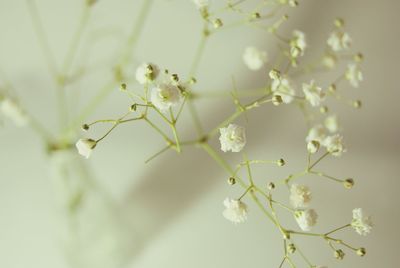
[271,75,295,104]
[242,46,268,71]
[306,117,346,156]
[351,208,373,236]
[219,124,246,153]
[302,80,325,107]
[290,184,318,231]
[345,63,363,88]
[136,62,183,113]
[295,209,318,231]
[290,30,307,58]
[223,198,248,224]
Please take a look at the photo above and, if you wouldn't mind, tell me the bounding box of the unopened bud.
[277,158,285,166]
[287,243,296,254]
[272,95,283,106]
[353,100,362,109]
[343,178,355,189]
[269,69,281,81]
[334,18,345,28]
[356,247,366,257]
[334,249,345,260]
[228,177,236,185]
[81,124,89,131]
[213,18,223,28]
[120,83,127,91]
[268,182,276,190]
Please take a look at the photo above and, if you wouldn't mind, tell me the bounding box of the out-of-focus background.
[0,0,399,267]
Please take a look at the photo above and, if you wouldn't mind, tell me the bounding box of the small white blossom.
[324,115,339,133]
[327,31,352,52]
[295,209,318,231]
[290,184,312,208]
[323,134,346,156]
[243,46,267,71]
[75,139,97,159]
[307,140,320,154]
[0,98,29,127]
[271,77,295,104]
[351,208,373,236]
[192,0,209,9]
[290,30,307,57]
[135,63,160,84]
[223,198,248,224]
[219,124,246,153]
[150,83,182,112]
[345,63,363,88]
[303,80,325,107]
[306,124,327,143]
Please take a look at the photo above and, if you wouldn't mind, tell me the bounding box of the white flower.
[223,198,248,224]
[150,83,182,112]
[290,30,307,57]
[351,208,373,236]
[324,115,339,133]
[243,46,267,71]
[327,31,352,52]
[192,0,209,9]
[303,80,325,107]
[0,98,29,127]
[75,139,97,159]
[219,124,246,153]
[290,184,312,208]
[306,124,327,143]
[135,63,160,84]
[295,209,318,231]
[323,134,345,156]
[271,77,295,104]
[345,63,363,88]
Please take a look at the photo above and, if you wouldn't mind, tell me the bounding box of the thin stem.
[308,152,330,170]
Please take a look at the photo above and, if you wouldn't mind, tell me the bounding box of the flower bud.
[287,243,296,254]
[307,140,320,154]
[268,182,276,190]
[120,83,127,91]
[356,247,366,257]
[343,178,355,189]
[334,18,345,28]
[290,46,302,58]
[269,69,281,81]
[81,124,89,131]
[213,18,223,28]
[354,53,364,63]
[277,158,285,166]
[328,84,336,93]
[320,106,328,114]
[334,249,345,260]
[353,100,362,109]
[272,95,283,106]
[289,0,298,7]
[228,177,236,185]
[130,103,137,111]
[252,12,261,19]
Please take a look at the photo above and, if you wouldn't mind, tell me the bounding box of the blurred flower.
[223,198,248,223]
[150,83,182,112]
[135,63,160,84]
[323,134,345,156]
[290,184,312,208]
[0,98,29,127]
[307,140,320,154]
[327,31,352,52]
[243,46,267,71]
[303,80,325,107]
[295,209,318,231]
[219,124,246,152]
[324,115,339,133]
[351,208,373,236]
[322,53,337,69]
[76,139,97,159]
[290,30,307,57]
[306,124,327,143]
[271,77,295,104]
[345,63,363,88]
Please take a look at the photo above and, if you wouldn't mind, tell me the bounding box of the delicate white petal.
[290,184,312,208]
[75,139,97,159]
[302,80,325,107]
[351,208,373,236]
[327,31,352,52]
[324,115,339,133]
[306,124,327,143]
[223,198,248,224]
[295,209,318,231]
[345,63,363,88]
[322,134,346,156]
[290,30,307,57]
[0,98,29,127]
[243,46,267,71]
[271,77,295,104]
[219,124,246,153]
[150,83,182,112]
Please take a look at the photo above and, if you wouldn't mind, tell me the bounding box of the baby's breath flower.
[307,140,320,154]
[219,124,246,153]
[150,83,182,112]
[135,63,160,84]
[323,134,345,156]
[324,115,339,133]
[290,30,307,57]
[223,198,248,224]
[327,31,352,52]
[271,77,295,104]
[306,124,327,143]
[192,0,209,9]
[345,63,363,88]
[351,208,373,236]
[290,184,312,208]
[75,139,97,159]
[0,98,29,127]
[295,209,318,231]
[303,80,325,107]
[243,46,267,71]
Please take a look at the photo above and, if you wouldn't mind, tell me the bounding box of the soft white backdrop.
[0,0,399,267]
